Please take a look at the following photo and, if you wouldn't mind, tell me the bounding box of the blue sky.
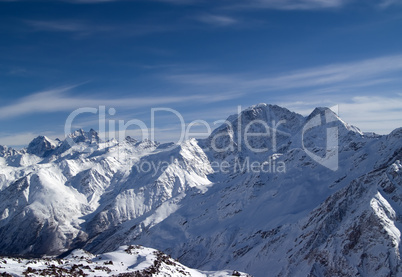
[0,0,402,147]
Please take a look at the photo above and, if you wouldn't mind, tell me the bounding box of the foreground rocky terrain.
[0,245,248,276]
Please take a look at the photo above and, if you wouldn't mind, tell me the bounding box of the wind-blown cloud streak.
[221,0,400,10]
[24,19,179,38]
[0,85,234,119]
[26,20,110,33]
[164,54,402,135]
[2,0,399,10]
[166,54,402,92]
[225,0,346,10]
[195,14,238,26]
[378,0,402,8]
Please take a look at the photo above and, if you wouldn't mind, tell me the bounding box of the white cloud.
[0,0,198,3]
[165,55,402,135]
[263,0,345,10]
[64,0,116,3]
[26,20,96,32]
[378,0,402,8]
[219,0,402,10]
[1,0,398,10]
[0,85,234,120]
[24,20,179,37]
[0,0,118,2]
[245,55,402,89]
[224,0,347,10]
[195,14,238,26]
[166,54,402,92]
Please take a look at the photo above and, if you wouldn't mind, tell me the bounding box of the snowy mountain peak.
[0,145,12,157]
[69,128,100,144]
[88,128,100,143]
[309,106,334,114]
[235,103,303,125]
[124,136,138,144]
[26,135,58,157]
[388,127,402,138]
[305,106,364,136]
[202,103,305,158]
[70,128,85,137]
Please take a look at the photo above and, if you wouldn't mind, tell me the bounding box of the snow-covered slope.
[0,103,401,277]
[0,245,249,277]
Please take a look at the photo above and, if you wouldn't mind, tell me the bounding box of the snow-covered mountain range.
[0,103,401,277]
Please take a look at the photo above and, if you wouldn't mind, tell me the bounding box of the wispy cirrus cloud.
[166,54,402,92]
[243,55,402,90]
[64,0,200,3]
[1,0,399,9]
[220,0,402,10]
[24,19,176,37]
[0,0,117,2]
[378,0,402,8]
[64,0,116,3]
[0,0,198,3]
[221,0,347,10]
[164,54,402,134]
[195,14,238,26]
[0,85,234,119]
[25,20,103,33]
